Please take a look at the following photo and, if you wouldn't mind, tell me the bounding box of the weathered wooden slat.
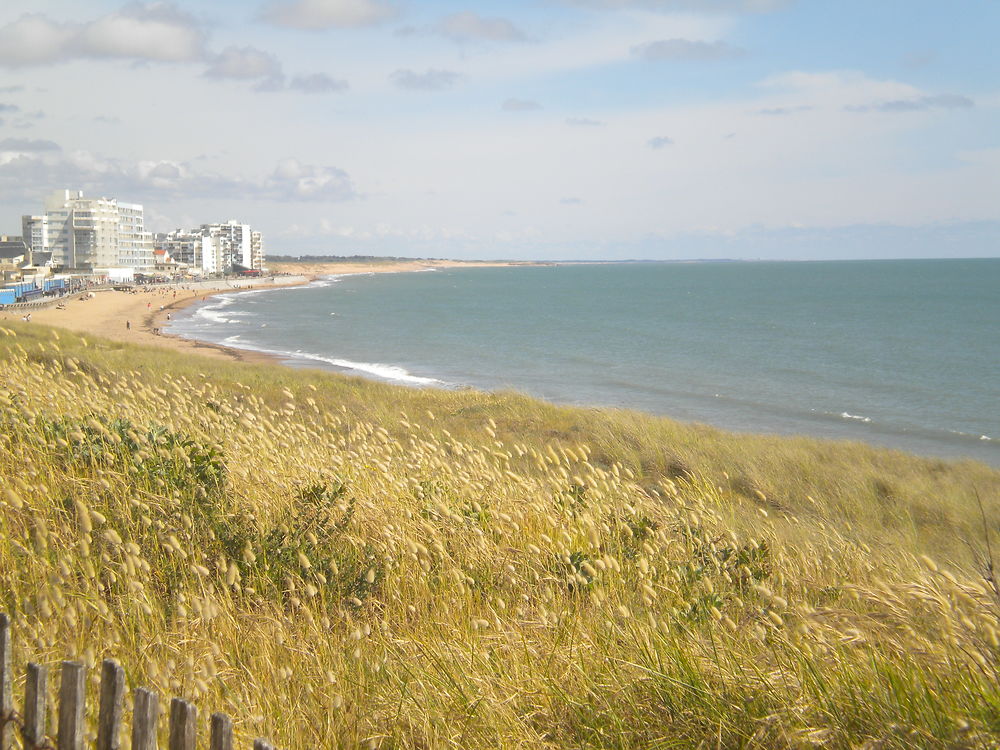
[132,688,159,750]
[168,698,197,750]
[96,659,125,750]
[0,614,11,750]
[209,713,232,750]
[57,661,86,750]
[24,662,48,748]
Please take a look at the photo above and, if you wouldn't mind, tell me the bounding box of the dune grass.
[1,321,999,748]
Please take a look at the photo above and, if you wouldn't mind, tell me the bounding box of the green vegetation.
[1,321,999,748]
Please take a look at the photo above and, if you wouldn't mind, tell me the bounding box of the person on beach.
[126,320,131,330]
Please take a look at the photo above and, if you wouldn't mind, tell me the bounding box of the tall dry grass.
[0,321,998,748]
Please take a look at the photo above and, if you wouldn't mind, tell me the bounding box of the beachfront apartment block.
[154,231,223,275]
[21,215,49,251]
[251,230,264,271]
[155,220,265,275]
[22,190,154,275]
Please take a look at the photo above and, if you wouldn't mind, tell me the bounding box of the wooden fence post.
[209,712,232,750]
[57,661,86,750]
[169,698,197,750]
[132,688,159,750]
[24,662,48,749]
[96,659,125,750]
[0,615,11,750]
[0,615,281,750]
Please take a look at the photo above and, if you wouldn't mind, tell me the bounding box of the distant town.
[1,189,267,305]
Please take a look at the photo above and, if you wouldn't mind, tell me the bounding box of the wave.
[195,306,233,324]
[301,354,447,386]
[840,412,872,423]
[949,429,993,443]
[264,275,341,291]
[191,335,447,387]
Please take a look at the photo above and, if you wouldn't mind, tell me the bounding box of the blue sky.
[0,0,997,259]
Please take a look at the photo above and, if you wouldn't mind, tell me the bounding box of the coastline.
[15,259,532,367]
[15,275,311,366]
[14,258,997,467]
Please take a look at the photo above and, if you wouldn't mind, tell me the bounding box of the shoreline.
[162,265,1000,470]
[18,259,533,368]
[151,278,309,366]
[15,260,998,468]
[16,275,313,366]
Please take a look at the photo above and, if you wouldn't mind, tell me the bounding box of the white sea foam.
[214,276,338,302]
[289,350,446,385]
[948,429,994,443]
[271,276,340,291]
[196,336,446,386]
[298,354,445,385]
[196,306,232,324]
[841,412,872,423]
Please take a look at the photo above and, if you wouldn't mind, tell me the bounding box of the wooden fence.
[0,615,277,750]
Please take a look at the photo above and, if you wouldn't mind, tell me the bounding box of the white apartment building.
[117,202,154,269]
[155,231,222,275]
[21,215,49,251]
[25,190,154,271]
[156,220,265,274]
[200,220,252,269]
[251,230,264,270]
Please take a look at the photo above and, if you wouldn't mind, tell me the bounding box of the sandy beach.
[11,260,530,365]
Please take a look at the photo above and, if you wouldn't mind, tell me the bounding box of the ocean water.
[168,259,1000,466]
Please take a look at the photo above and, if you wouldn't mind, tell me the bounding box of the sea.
[167,259,1000,466]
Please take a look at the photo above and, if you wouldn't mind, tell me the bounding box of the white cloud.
[0,4,207,67]
[205,46,283,80]
[632,38,745,61]
[845,93,974,114]
[261,0,395,29]
[647,135,674,148]
[755,71,975,118]
[753,105,813,115]
[0,15,74,67]
[502,98,542,112]
[563,0,790,12]
[0,137,60,152]
[146,161,181,179]
[289,73,349,93]
[0,149,356,206]
[72,3,206,62]
[268,158,355,200]
[411,13,732,84]
[437,12,528,43]
[390,69,460,91]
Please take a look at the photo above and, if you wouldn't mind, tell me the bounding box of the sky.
[0,0,997,260]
